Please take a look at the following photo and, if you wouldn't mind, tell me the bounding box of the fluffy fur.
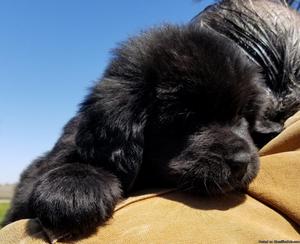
[2,0,300,240]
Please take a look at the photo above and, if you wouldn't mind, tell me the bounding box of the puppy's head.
[105,24,276,193]
[142,25,268,193]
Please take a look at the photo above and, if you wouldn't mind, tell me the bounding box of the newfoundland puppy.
[3,0,300,239]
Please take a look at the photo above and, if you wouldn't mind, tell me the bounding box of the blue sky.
[0,0,213,184]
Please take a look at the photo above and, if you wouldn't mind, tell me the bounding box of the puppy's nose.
[229,151,250,180]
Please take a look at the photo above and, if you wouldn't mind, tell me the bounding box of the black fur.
[2,0,300,240]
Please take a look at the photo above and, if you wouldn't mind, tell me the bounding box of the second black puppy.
[3,0,300,240]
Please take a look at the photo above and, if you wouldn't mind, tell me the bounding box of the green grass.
[0,202,10,225]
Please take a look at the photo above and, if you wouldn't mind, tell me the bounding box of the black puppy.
[3,0,300,239]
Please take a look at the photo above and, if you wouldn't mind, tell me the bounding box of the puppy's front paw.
[29,164,122,239]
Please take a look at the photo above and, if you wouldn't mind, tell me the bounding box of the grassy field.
[0,183,14,225]
[0,202,10,224]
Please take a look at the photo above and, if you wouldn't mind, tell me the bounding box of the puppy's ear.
[251,119,283,148]
[75,79,146,192]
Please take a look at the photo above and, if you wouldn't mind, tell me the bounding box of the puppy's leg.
[28,163,121,238]
[3,78,146,238]
[2,152,122,239]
